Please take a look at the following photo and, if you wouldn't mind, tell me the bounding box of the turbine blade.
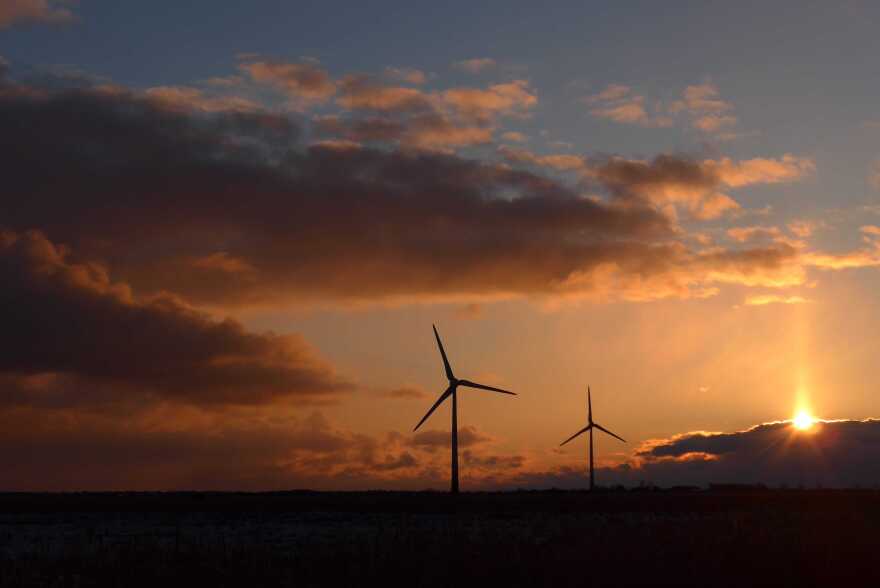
[560,424,592,446]
[413,385,454,431]
[457,379,516,395]
[593,423,626,443]
[587,385,592,424]
[433,325,455,381]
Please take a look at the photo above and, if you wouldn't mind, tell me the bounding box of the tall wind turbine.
[560,386,625,491]
[414,325,516,494]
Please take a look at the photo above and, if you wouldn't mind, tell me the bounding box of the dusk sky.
[3,0,880,490]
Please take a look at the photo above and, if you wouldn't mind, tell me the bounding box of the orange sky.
[3,2,880,490]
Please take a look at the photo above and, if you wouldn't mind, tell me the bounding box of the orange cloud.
[587,86,673,128]
[498,145,586,171]
[442,80,537,121]
[501,131,527,142]
[239,59,336,104]
[0,0,74,28]
[671,83,733,114]
[744,294,809,306]
[693,114,737,132]
[337,75,434,113]
[706,155,815,187]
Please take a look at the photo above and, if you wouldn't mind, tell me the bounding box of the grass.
[2,489,880,586]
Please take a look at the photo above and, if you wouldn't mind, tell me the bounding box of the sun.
[792,410,816,431]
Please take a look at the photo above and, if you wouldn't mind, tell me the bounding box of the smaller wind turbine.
[414,325,516,494]
[560,386,625,491]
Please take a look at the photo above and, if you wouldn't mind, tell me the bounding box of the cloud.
[628,419,880,488]
[743,294,808,306]
[587,154,814,221]
[0,403,527,490]
[0,408,405,490]
[671,83,733,115]
[584,84,631,104]
[0,230,351,407]
[382,386,429,400]
[238,58,336,104]
[726,225,784,243]
[498,145,586,172]
[384,67,427,85]
[320,74,532,150]
[788,219,823,238]
[145,85,260,113]
[494,418,880,490]
[337,75,434,113]
[802,226,880,270]
[462,450,525,471]
[0,74,851,307]
[453,58,496,74]
[586,86,673,128]
[692,114,737,133]
[501,131,527,142]
[668,83,740,135]
[588,82,741,136]
[409,426,494,451]
[316,110,495,151]
[0,0,75,28]
[705,155,815,187]
[442,80,537,121]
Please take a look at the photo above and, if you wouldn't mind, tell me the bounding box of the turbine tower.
[560,386,625,491]
[414,325,516,494]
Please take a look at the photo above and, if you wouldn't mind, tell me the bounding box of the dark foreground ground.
[2,489,880,587]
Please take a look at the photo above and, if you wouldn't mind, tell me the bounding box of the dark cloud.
[587,154,813,220]
[462,450,525,470]
[506,419,880,489]
[629,419,880,487]
[409,426,494,452]
[0,76,822,307]
[0,408,378,491]
[0,406,518,491]
[0,77,690,306]
[0,230,351,407]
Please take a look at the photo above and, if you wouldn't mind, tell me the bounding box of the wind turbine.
[414,325,516,494]
[560,386,625,491]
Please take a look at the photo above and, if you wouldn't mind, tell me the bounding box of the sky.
[2,0,880,490]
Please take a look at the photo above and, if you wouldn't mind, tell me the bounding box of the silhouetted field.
[2,489,879,586]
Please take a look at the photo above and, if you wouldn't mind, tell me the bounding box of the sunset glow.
[792,411,816,431]
[3,2,880,492]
